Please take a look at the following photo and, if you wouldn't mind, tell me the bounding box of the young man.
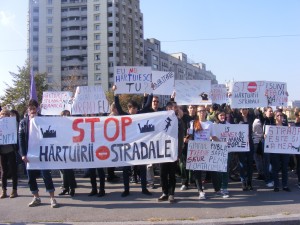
[19,99,58,208]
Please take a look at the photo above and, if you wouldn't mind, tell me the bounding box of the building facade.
[28,0,144,91]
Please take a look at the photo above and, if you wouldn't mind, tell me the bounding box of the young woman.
[186,105,219,200]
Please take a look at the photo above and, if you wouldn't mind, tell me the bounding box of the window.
[47,37,53,43]
[94,34,100,40]
[33,7,39,13]
[94,44,100,50]
[33,36,38,41]
[47,56,53,63]
[33,17,39,22]
[47,0,53,4]
[94,5,100,11]
[47,18,52,24]
[94,54,100,60]
[33,27,39,32]
[95,74,101,81]
[47,8,53,15]
[47,27,53,34]
[153,64,158,69]
[94,14,100,21]
[33,46,38,51]
[153,55,158,61]
[47,66,53,73]
[94,24,100,30]
[47,47,53,53]
[95,64,101,70]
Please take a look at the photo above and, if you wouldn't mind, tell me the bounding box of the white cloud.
[0,11,15,26]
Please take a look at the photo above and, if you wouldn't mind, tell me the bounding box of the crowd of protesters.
[1,89,300,208]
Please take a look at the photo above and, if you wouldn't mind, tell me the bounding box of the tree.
[0,61,48,116]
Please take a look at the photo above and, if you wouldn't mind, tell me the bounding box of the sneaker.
[168,195,175,203]
[157,194,168,202]
[221,189,230,198]
[180,185,188,191]
[266,181,274,188]
[199,192,206,200]
[28,197,41,207]
[142,189,152,196]
[121,190,130,197]
[50,198,58,208]
[215,190,223,196]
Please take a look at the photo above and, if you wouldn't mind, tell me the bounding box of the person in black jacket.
[112,85,153,197]
[19,99,58,208]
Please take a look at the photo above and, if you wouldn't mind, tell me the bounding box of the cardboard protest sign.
[71,86,109,115]
[41,91,73,115]
[186,141,228,172]
[264,125,300,154]
[211,84,228,105]
[0,117,17,145]
[152,71,174,95]
[175,80,212,105]
[213,124,249,152]
[114,66,152,94]
[265,81,288,107]
[229,81,268,108]
[27,111,178,169]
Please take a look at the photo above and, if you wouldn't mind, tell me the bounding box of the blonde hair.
[0,107,11,117]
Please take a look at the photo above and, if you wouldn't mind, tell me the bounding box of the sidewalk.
[0,171,300,225]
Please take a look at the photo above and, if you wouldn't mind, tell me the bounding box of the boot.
[0,190,8,199]
[10,189,18,198]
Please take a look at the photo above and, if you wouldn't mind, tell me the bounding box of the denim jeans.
[263,153,273,183]
[27,169,55,194]
[271,153,290,188]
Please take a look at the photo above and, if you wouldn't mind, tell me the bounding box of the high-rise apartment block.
[28,0,217,92]
[28,0,144,91]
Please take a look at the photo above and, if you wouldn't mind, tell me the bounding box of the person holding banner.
[113,85,152,197]
[294,110,300,189]
[58,110,77,197]
[236,108,255,191]
[19,99,58,208]
[0,108,18,199]
[186,105,220,200]
[270,110,291,192]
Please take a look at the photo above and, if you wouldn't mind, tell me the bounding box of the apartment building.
[28,0,144,91]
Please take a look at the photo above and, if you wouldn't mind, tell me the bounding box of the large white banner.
[41,91,73,116]
[175,80,212,105]
[71,86,109,115]
[186,141,228,172]
[0,117,17,145]
[27,111,178,169]
[265,81,288,107]
[229,81,268,108]
[264,125,300,154]
[152,71,174,95]
[213,124,250,152]
[211,84,228,105]
[114,66,152,94]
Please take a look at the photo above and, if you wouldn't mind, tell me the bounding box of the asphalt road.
[0,170,300,225]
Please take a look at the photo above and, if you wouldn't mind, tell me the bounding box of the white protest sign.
[41,91,73,115]
[186,141,228,172]
[0,117,17,145]
[265,81,288,107]
[264,125,300,154]
[213,124,249,152]
[71,85,109,115]
[211,84,228,105]
[27,111,178,169]
[229,81,268,108]
[175,80,212,105]
[114,66,152,94]
[152,71,174,95]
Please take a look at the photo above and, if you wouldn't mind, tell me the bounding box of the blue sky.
[0,0,299,101]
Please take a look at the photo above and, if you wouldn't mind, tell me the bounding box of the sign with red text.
[152,71,174,95]
[213,124,249,152]
[229,81,268,108]
[71,86,109,115]
[175,80,212,105]
[211,84,228,105]
[41,91,73,115]
[0,117,17,145]
[26,111,178,169]
[186,141,228,172]
[265,81,288,107]
[114,66,152,94]
[264,125,300,154]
